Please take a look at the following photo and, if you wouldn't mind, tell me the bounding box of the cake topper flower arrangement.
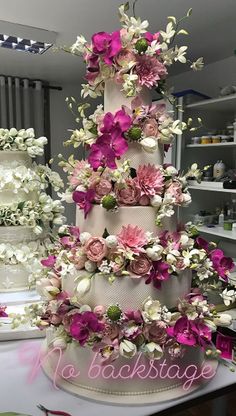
[68,2,203,98]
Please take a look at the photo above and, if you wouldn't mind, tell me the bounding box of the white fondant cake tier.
[63,270,192,310]
[104,80,164,168]
[76,205,176,235]
[0,150,32,167]
[42,332,207,400]
[0,226,40,243]
[0,190,38,206]
[0,264,31,292]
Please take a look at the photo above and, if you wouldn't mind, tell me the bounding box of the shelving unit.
[176,93,236,250]
[197,225,236,241]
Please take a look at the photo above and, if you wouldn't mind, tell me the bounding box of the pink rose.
[129,254,152,276]
[104,323,120,340]
[166,182,184,204]
[85,237,108,262]
[144,321,167,344]
[91,179,112,202]
[70,248,87,270]
[143,118,159,138]
[138,195,150,206]
[115,179,141,205]
[93,305,106,318]
[116,48,136,67]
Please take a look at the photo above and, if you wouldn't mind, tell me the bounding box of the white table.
[0,339,235,416]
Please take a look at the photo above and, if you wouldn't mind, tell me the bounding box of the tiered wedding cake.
[0,128,65,294]
[32,4,234,404]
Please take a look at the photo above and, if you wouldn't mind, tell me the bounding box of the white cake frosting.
[0,264,32,292]
[0,226,39,243]
[104,81,164,168]
[63,269,192,310]
[76,205,176,235]
[43,332,206,398]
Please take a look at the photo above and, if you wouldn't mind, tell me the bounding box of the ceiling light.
[0,20,57,55]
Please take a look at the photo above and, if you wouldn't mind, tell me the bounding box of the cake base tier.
[76,205,176,235]
[63,270,192,310]
[41,337,217,405]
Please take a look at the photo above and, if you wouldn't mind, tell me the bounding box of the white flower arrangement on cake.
[0,193,65,234]
[0,128,47,157]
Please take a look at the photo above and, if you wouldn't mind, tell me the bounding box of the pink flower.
[88,131,128,170]
[144,321,167,344]
[116,48,136,67]
[134,164,164,197]
[143,118,159,137]
[93,337,120,364]
[70,311,104,345]
[209,249,234,282]
[167,316,212,348]
[70,248,87,270]
[138,195,150,205]
[129,254,152,276]
[115,179,141,205]
[41,255,56,268]
[101,109,132,134]
[91,179,112,202]
[69,160,92,187]
[124,310,143,324]
[145,260,170,288]
[145,32,160,46]
[92,31,122,65]
[117,225,147,253]
[73,189,95,218]
[93,305,106,318]
[0,305,8,318]
[84,237,108,262]
[166,182,184,204]
[103,324,120,340]
[135,55,167,89]
[68,226,81,239]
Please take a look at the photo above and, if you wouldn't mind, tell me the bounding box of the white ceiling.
[0,0,235,85]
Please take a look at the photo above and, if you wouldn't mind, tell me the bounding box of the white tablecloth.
[0,339,236,416]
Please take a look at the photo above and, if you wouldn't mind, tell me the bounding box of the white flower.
[182,193,192,205]
[146,40,161,56]
[105,235,118,248]
[165,166,178,176]
[144,342,163,360]
[80,232,92,245]
[142,297,162,322]
[76,276,91,297]
[191,57,204,71]
[160,22,175,45]
[85,260,97,273]
[98,260,112,274]
[140,137,158,153]
[174,46,188,64]
[150,194,162,208]
[220,289,236,307]
[119,339,137,358]
[53,337,68,350]
[214,313,232,327]
[146,245,163,261]
[59,192,73,203]
[71,35,87,54]
[122,73,139,97]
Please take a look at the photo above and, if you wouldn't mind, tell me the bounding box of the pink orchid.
[73,189,95,218]
[145,32,160,45]
[124,309,143,324]
[167,316,212,347]
[101,109,132,133]
[68,226,80,239]
[41,255,56,268]
[196,236,209,252]
[88,131,128,170]
[70,311,104,345]
[145,260,170,288]
[134,164,164,197]
[0,305,8,318]
[60,236,75,248]
[92,337,120,364]
[117,225,147,253]
[210,249,234,282]
[92,31,122,65]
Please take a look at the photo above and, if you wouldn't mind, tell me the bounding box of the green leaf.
[130,167,137,178]
[102,228,110,238]
[187,8,193,16]
[17,201,25,211]
[124,1,130,11]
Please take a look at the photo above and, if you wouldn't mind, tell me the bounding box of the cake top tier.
[0,127,47,157]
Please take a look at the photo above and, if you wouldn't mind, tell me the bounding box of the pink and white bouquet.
[68,4,203,98]
[36,224,234,297]
[59,159,191,224]
[64,98,187,166]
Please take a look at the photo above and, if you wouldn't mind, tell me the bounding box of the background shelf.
[188,185,236,193]
[186,94,236,112]
[198,225,236,240]
[187,142,236,148]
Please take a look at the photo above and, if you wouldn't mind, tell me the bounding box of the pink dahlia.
[135,55,167,89]
[134,164,164,197]
[117,225,147,253]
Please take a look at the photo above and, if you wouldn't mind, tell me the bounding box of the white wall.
[169,56,236,97]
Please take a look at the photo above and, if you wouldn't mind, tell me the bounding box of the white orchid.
[119,339,137,358]
[71,35,87,54]
[191,57,204,71]
[160,22,175,45]
[144,342,163,360]
[220,288,236,306]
